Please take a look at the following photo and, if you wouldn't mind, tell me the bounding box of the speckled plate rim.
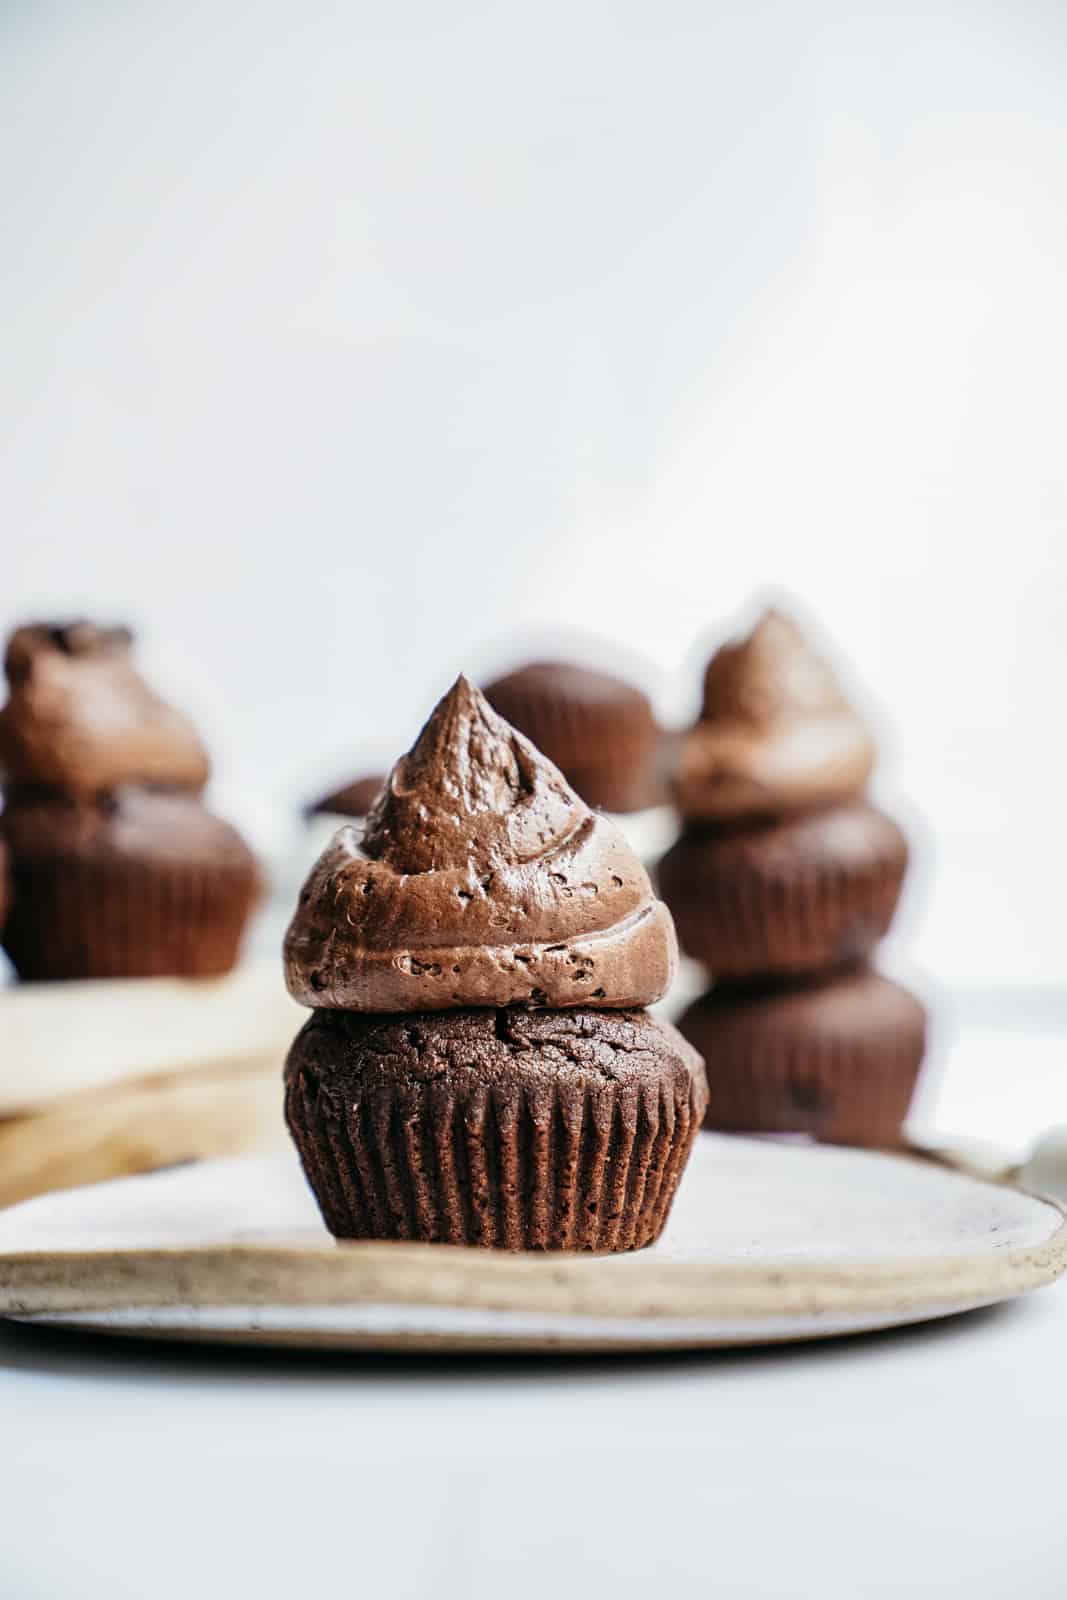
[5,1296,1012,1353]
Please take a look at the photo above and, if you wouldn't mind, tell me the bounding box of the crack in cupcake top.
[675,609,876,821]
[285,676,676,1012]
[0,620,211,798]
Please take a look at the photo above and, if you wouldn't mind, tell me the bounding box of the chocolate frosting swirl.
[674,609,876,821]
[0,621,210,797]
[285,676,676,1012]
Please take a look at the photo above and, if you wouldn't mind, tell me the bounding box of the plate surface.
[1,1134,1064,1352]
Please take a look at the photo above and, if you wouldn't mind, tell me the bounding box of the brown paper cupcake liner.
[677,970,927,1147]
[2,852,259,980]
[658,801,908,980]
[285,1010,707,1251]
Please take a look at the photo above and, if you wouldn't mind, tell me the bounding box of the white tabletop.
[3,995,1066,1599]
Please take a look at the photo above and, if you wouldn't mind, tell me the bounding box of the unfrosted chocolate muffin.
[483,660,663,814]
[283,675,706,1251]
[658,800,908,979]
[286,1007,703,1250]
[0,621,260,981]
[1,788,259,980]
[677,969,926,1147]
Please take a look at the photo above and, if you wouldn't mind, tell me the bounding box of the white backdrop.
[3,1,1066,985]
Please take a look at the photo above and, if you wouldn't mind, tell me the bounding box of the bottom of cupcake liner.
[658,807,908,981]
[286,1052,706,1252]
[2,853,259,980]
[678,972,927,1147]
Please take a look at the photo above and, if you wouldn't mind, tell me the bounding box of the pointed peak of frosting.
[702,607,856,727]
[362,674,582,874]
[5,620,133,687]
[397,675,525,815]
[675,606,876,821]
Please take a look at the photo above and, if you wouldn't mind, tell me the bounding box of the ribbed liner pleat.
[2,854,258,980]
[426,1085,463,1244]
[664,844,906,980]
[285,1063,704,1252]
[600,1085,639,1252]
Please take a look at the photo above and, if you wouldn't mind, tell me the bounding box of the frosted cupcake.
[0,621,260,980]
[284,676,706,1250]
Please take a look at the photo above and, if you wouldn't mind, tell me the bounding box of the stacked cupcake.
[283,676,707,1250]
[0,622,284,1205]
[0,621,261,979]
[659,610,925,1147]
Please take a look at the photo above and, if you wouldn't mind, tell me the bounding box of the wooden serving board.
[0,1056,288,1210]
[1,1133,1063,1352]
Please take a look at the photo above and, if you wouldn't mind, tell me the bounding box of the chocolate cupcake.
[662,606,926,1146]
[284,675,706,1250]
[662,611,905,978]
[0,622,260,981]
[288,1007,702,1250]
[659,800,908,979]
[676,971,927,1147]
[483,660,663,816]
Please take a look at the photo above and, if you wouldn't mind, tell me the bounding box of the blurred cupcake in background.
[0,833,9,944]
[302,769,385,858]
[0,621,261,980]
[483,658,675,861]
[306,772,386,825]
[258,769,389,926]
[659,606,927,1147]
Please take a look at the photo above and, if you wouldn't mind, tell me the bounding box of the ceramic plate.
[1,1134,1063,1352]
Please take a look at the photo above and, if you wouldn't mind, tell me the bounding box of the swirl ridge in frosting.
[674,608,876,821]
[285,675,677,1012]
[0,621,210,797]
